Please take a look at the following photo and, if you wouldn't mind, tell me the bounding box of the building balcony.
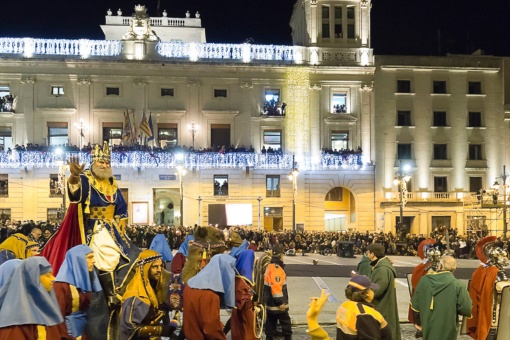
[0,150,364,171]
[385,191,470,203]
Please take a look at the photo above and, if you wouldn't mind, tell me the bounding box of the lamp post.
[73,119,88,150]
[393,161,411,240]
[257,196,263,231]
[288,156,299,231]
[197,196,202,226]
[493,165,509,234]
[187,121,199,149]
[176,165,186,227]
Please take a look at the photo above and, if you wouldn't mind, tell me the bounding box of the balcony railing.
[0,38,122,57]
[386,191,467,202]
[0,150,364,171]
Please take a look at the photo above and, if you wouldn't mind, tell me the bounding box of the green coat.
[410,271,472,340]
[370,257,401,340]
[356,255,372,277]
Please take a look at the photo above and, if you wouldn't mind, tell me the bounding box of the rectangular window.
[334,6,342,38]
[213,89,228,98]
[433,111,447,127]
[214,175,228,196]
[102,122,123,146]
[434,176,448,192]
[263,130,282,151]
[51,86,64,96]
[322,24,330,38]
[0,126,13,151]
[106,87,120,96]
[468,112,482,127]
[332,92,347,113]
[158,123,178,148]
[264,89,285,116]
[211,124,231,150]
[397,110,412,126]
[0,174,8,197]
[266,175,280,198]
[433,144,448,160]
[469,144,483,160]
[161,88,174,97]
[322,5,330,18]
[48,122,68,146]
[397,143,412,160]
[347,6,355,19]
[469,177,483,194]
[468,81,482,94]
[331,131,349,151]
[49,174,62,197]
[347,24,355,39]
[433,81,447,94]
[397,80,411,93]
[0,86,14,113]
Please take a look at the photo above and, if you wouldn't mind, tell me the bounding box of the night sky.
[1,0,510,56]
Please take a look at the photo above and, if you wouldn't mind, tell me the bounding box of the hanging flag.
[147,112,155,142]
[122,111,132,142]
[139,111,152,137]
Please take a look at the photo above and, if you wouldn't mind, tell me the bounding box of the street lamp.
[288,156,299,231]
[187,121,199,149]
[176,165,187,227]
[73,119,89,150]
[257,196,263,231]
[493,165,509,234]
[393,161,411,240]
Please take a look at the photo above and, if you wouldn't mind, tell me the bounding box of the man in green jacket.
[410,256,472,340]
[366,243,401,340]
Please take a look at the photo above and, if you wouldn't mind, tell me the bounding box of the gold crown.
[92,142,111,163]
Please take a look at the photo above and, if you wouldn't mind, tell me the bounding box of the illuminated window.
[263,130,282,151]
[263,89,285,116]
[266,175,280,197]
[397,111,412,126]
[47,122,68,146]
[331,131,348,150]
[397,144,412,160]
[433,144,448,160]
[0,86,14,113]
[102,122,123,146]
[0,126,12,151]
[51,86,64,96]
[50,174,62,197]
[332,92,347,113]
[433,111,447,126]
[158,123,177,147]
[214,175,228,196]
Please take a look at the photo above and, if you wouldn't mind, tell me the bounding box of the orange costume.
[408,238,436,323]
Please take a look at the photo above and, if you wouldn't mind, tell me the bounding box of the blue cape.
[0,259,22,288]
[149,234,174,261]
[235,250,255,285]
[229,239,249,258]
[187,254,236,308]
[0,256,63,327]
[56,245,102,293]
[177,234,194,256]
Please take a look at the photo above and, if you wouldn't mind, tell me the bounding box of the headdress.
[25,241,39,258]
[123,250,163,307]
[91,141,111,164]
[418,238,436,260]
[0,233,28,259]
[55,245,102,293]
[149,234,174,262]
[476,236,497,264]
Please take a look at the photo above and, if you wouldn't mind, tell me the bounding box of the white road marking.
[396,278,409,287]
[312,277,339,302]
[392,260,421,266]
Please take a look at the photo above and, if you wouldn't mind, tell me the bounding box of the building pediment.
[324,114,358,125]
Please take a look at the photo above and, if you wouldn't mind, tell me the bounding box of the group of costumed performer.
[467,236,510,340]
[41,141,129,308]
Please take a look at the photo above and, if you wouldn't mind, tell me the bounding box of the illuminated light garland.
[0,38,122,57]
[0,151,362,170]
[286,67,311,156]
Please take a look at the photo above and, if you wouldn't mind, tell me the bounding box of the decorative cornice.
[360,0,369,9]
[310,0,318,6]
[77,78,91,86]
[240,81,253,89]
[20,76,35,84]
[362,83,373,92]
[310,84,322,91]
[187,81,201,88]
[133,79,147,86]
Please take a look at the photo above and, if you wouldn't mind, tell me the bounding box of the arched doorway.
[153,189,180,226]
[324,187,356,231]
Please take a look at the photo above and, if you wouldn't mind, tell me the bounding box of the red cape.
[40,203,85,275]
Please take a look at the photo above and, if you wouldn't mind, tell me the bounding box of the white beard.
[91,163,113,180]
